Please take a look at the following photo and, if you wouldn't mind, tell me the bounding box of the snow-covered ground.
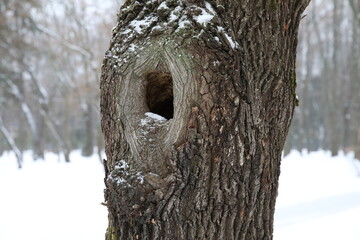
[0,149,360,239]
[274,150,360,240]
[0,151,107,240]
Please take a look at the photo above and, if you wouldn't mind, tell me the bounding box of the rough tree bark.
[100,0,310,239]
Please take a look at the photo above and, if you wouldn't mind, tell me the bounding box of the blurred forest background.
[0,0,122,165]
[0,0,359,166]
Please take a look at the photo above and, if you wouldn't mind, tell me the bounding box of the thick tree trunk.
[100,0,310,239]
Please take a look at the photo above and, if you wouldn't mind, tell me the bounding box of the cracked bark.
[100,0,310,239]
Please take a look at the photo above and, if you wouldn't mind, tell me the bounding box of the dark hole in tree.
[146,71,174,120]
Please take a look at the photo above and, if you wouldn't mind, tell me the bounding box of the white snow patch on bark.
[130,15,158,33]
[177,16,192,29]
[205,1,216,15]
[145,112,167,121]
[195,7,214,24]
[158,1,169,10]
[217,26,239,49]
[169,6,182,22]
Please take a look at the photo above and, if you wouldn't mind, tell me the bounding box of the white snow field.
[274,150,360,240]
[1,150,360,240]
[0,151,107,240]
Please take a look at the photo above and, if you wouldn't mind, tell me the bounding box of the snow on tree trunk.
[100,0,310,239]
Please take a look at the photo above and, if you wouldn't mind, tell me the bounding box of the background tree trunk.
[101,0,310,239]
[82,102,94,157]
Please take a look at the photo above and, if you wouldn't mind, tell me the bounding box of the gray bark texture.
[100,0,310,239]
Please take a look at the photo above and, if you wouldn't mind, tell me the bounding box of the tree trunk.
[33,115,46,160]
[82,102,94,157]
[100,1,310,239]
[0,116,23,168]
